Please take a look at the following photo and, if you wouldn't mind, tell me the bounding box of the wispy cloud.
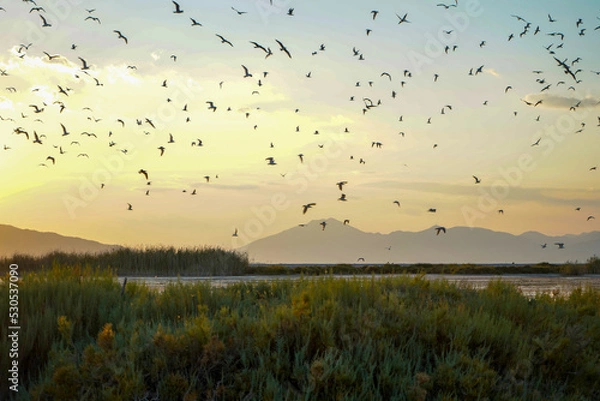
[484,68,501,77]
[523,93,600,110]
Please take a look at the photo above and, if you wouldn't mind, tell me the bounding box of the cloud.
[484,68,501,77]
[0,97,13,110]
[523,93,600,110]
[150,51,163,61]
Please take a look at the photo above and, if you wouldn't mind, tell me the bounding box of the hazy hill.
[0,224,119,257]
[239,219,600,264]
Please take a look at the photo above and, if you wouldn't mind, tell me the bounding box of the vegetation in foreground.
[1,266,599,400]
[2,248,600,277]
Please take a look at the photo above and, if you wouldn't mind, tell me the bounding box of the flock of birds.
[0,1,599,253]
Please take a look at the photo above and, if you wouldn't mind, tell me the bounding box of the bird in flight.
[302,203,316,214]
[206,101,217,112]
[435,226,446,235]
[113,30,128,44]
[320,221,327,231]
[275,39,292,58]
[554,242,565,249]
[78,57,90,70]
[216,34,234,47]
[127,203,133,211]
[396,13,410,24]
[138,169,149,180]
[232,228,238,237]
[231,7,247,15]
[472,175,481,184]
[190,18,202,26]
[40,14,51,27]
[242,65,252,78]
[336,181,347,191]
[172,1,183,14]
[85,15,101,24]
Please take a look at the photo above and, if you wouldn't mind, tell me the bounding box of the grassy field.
[1,265,599,400]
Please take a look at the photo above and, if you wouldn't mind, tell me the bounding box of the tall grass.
[1,246,249,276]
[1,267,599,400]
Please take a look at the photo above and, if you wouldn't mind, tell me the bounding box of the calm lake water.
[117,274,600,298]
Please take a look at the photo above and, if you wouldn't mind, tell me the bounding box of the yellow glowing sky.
[0,0,599,249]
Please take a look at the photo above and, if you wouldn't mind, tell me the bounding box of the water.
[117,274,600,297]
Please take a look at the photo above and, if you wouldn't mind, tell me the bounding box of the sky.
[0,0,599,250]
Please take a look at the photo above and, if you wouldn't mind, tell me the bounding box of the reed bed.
[248,256,600,276]
[1,246,249,276]
[1,266,599,400]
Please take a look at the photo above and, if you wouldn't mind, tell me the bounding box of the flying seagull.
[435,227,446,235]
[231,7,247,15]
[40,14,51,27]
[113,30,128,44]
[336,181,347,191]
[302,203,316,214]
[216,34,234,47]
[78,57,90,70]
[396,13,410,24]
[242,65,252,78]
[275,39,292,58]
[138,169,148,180]
[172,1,183,14]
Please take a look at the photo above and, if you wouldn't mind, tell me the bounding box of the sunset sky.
[0,0,599,250]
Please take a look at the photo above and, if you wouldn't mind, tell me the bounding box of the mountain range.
[0,224,119,257]
[238,219,600,264]
[1,222,598,264]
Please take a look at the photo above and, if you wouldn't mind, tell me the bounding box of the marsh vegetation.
[1,264,599,400]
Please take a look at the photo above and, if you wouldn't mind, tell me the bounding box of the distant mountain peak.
[239,221,600,264]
